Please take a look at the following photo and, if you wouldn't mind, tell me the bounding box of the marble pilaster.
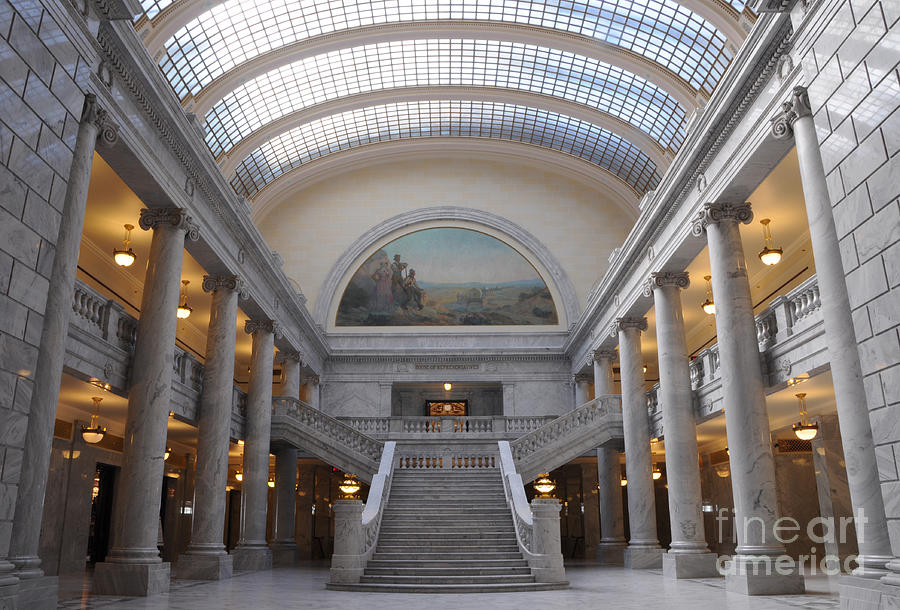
[93,208,198,597]
[231,320,279,572]
[773,86,896,582]
[692,202,803,594]
[8,96,116,606]
[614,317,662,569]
[329,500,365,584]
[644,272,718,579]
[270,447,299,566]
[176,275,246,580]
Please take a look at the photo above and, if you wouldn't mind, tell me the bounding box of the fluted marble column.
[176,275,246,580]
[593,349,627,564]
[270,447,299,565]
[692,202,803,594]
[644,272,718,579]
[94,208,199,596]
[773,87,896,583]
[615,317,662,569]
[232,320,279,572]
[6,95,116,606]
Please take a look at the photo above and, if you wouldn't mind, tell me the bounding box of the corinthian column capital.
[642,271,690,296]
[611,316,648,338]
[139,208,200,241]
[244,318,282,338]
[771,86,813,140]
[202,274,249,299]
[691,202,753,237]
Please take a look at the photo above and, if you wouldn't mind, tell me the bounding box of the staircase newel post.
[330,500,365,584]
[529,498,566,583]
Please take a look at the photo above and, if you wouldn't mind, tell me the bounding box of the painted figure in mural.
[403,269,426,310]
[371,261,393,312]
[391,254,408,309]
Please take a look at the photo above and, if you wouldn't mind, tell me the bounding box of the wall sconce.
[176,280,192,319]
[701,275,715,315]
[758,219,783,266]
[113,224,136,267]
[792,392,818,440]
[81,397,107,444]
[533,473,557,498]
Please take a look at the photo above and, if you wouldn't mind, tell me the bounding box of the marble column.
[176,275,246,580]
[270,447,299,565]
[231,320,279,572]
[309,375,321,409]
[276,350,301,400]
[581,463,601,558]
[692,202,803,594]
[574,375,591,408]
[592,349,616,396]
[6,94,116,607]
[94,208,199,596]
[773,86,896,583]
[593,349,627,564]
[615,317,662,569]
[644,272,718,578]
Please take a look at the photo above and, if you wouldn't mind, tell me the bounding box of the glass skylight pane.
[230,100,660,199]
[204,39,686,158]
[136,0,174,21]
[159,0,732,101]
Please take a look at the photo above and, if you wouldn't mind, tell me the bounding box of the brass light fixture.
[164,447,172,461]
[652,463,662,481]
[533,473,557,498]
[235,470,243,482]
[758,218,783,266]
[176,280,192,319]
[620,477,627,487]
[268,476,275,488]
[81,397,107,444]
[792,392,819,440]
[339,475,361,499]
[701,275,715,315]
[443,382,452,391]
[113,224,136,267]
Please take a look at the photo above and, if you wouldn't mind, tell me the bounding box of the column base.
[840,574,900,609]
[93,561,170,597]
[269,542,299,567]
[231,545,272,572]
[662,552,720,579]
[596,542,627,565]
[723,556,805,595]
[624,546,663,569]
[175,551,233,580]
[12,575,57,609]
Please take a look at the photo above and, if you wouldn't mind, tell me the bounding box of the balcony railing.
[337,415,557,440]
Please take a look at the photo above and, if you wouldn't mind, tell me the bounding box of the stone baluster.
[6,95,116,606]
[592,349,627,565]
[644,272,718,578]
[614,317,662,569]
[176,275,247,580]
[692,202,803,594]
[773,86,897,584]
[270,446,299,565]
[232,319,280,572]
[94,208,199,596]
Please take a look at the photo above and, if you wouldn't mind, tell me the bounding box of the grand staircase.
[328,468,567,593]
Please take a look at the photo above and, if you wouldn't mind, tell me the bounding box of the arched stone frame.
[316,207,580,331]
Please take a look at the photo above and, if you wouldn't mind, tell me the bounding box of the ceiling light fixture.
[758,219,783,266]
[443,382,452,391]
[164,447,172,461]
[268,476,275,488]
[113,224,136,267]
[235,470,243,482]
[792,392,819,441]
[81,397,107,444]
[176,280,192,319]
[701,275,716,315]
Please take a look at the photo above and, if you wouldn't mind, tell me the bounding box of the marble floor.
[56,563,841,610]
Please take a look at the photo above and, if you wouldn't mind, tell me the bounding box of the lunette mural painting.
[336,228,559,326]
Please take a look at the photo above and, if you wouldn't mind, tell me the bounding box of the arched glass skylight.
[157,0,733,100]
[230,100,660,199]
[205,39,686,159]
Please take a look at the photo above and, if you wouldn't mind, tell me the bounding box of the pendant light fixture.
[235,470,243,482]
[443,382,452,391]
[176,280,192,319]
[758,219,783,266]
[792,392,819,440]
[113,224,136,267]
[701,275,716,315]
[164,447,172,461]
[81,397,107,444]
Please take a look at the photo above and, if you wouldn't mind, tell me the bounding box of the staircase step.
[379,530,514,539]
[360,575,535,585]
[367,559,528,569]
[365,567,532,576]
[377,543,519,552]
[372,551,523,560]
[326,582,568,594]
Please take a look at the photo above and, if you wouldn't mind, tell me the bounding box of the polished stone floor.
[57,562,841,609]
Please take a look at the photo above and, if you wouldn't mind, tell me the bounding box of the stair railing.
[361,441,396,560]
[498,441,567,584]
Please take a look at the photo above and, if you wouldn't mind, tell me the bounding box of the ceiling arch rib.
[250,138,643,223]
[187,24,699,117]
[219,87,670,176]
[153,0,735,103]
[229,100,661,201]
[203,39,686,160]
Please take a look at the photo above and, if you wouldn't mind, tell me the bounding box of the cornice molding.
[327,353,570,364]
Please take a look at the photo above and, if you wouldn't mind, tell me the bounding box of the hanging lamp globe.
[791,393,818,440]
[176,280,192,319]
[113,224,136,267]
[81,396,106,444]
[757,219,783,266]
